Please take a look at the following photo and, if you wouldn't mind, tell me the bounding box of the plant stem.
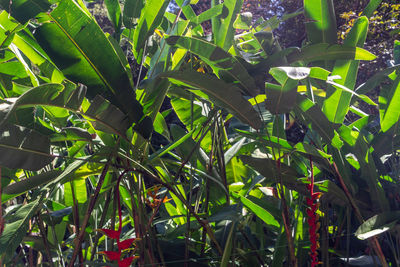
[37,215,54,267]
[332,162,388,267]
[276,160,298,267]
[67,160,111,267]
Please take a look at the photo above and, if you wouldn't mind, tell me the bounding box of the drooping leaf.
[13,29,64,83]
[232,192,280,228]
[2,170,62,202]
[0,123,53,171]
[265,67,300,114]
[287,43,376,63]
[240,156,301,184]
[294,94,342,148]
[356,64,400,95]
[160,70,262,129]
[166,35,258,96]
[84,95,131,136]
[355,211,400,240]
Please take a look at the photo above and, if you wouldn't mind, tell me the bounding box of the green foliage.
[0,0,398,266]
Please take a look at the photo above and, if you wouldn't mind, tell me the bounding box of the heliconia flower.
[98,251,121,261]
[98,175,140,267]
[118,238,139,251]
[119,256,139,267]
[307,157,321,267]
[97,228,121,240]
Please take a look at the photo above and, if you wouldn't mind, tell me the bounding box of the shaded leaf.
[2,170,62,202]
[0,197,43,255]
[287,43,376,63]
[0,123,53,171]
[166,35,258,96]
[160,70,262,129]
[355,211,400,240]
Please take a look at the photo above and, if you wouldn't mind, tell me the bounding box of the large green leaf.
[0,0,51,24]
[304,0,337,44]
[240,156,301,185]
[0,123,53,171]
[132,0,169,62]
[322,17,369,123]
[380,73,400,132]
[0,11,25,49]
[394,40,400,65]
[166,35,258,96]
[362,0,383,18]
[356,211,400,240]
[34,0,150,136]
[265,67,301,114]
[0,197,43,256]
[3,83,132,137]
[2,170,62,202]
[175,0,197,21]
[356,64,400,95]
[214,0,243,51]
[122,0,144,29]
[232,192,280,228]
[287,43,376,63]
[160,70,262,129]
[104,0,122,38]
[0,83,84,125]
[294,95,340,146]
[84,95,131,136]
[13,30,64,83]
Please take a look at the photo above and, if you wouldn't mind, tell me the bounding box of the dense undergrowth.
[0,0,399,266]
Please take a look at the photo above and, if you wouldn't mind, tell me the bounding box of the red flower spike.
[98,228,121,239]
[307,156,320,267]
[118,256,139,267]
[99,251,121,261]
[118,238,137,251]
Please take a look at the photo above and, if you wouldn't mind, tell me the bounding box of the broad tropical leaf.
[160,70,262,129]
[214,0,244,51]
[0,197,43,256]
[379,74,400,132]
[132,0,169,62]
[322,17,369,123]
[356,211,400,240]
[304,0,337,44]
[166,35,258,96]
[287,43,376,63]
[34,0,150,136]
[122,0,144,29]
[0,123,53,171]
[0,0,51,23]
[2,170,62,202]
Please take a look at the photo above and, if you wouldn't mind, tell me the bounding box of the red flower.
[98,174,139,266]
[307,157,321,267]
